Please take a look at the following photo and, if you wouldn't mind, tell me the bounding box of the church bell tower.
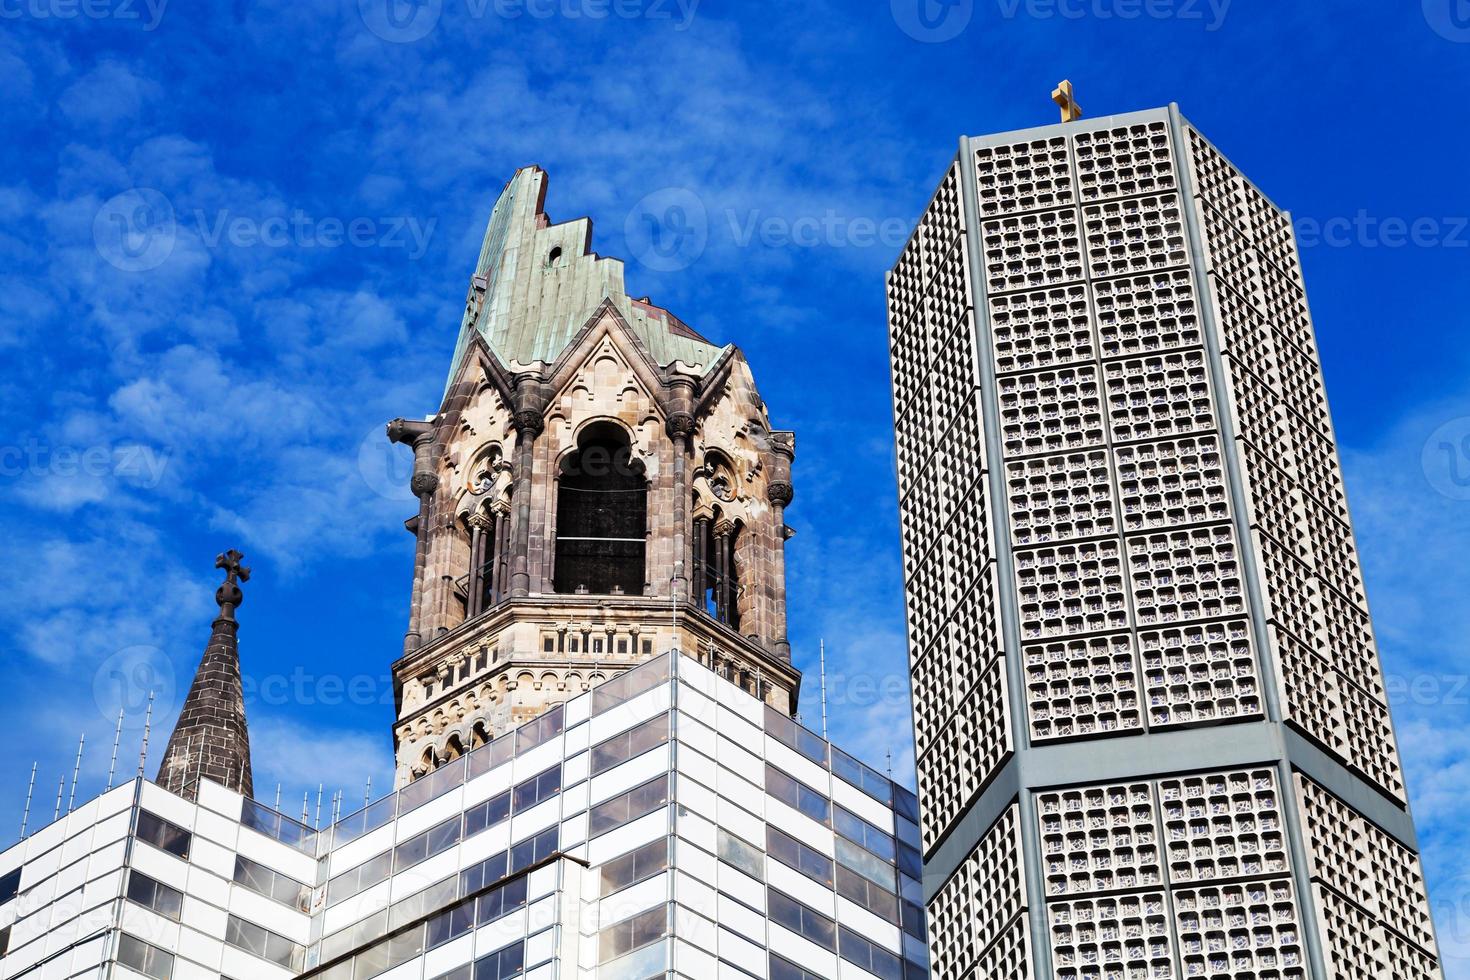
[386,168,800,786]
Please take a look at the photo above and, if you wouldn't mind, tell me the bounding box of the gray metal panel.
[963,106,1175,153]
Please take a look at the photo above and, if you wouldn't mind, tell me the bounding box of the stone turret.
[385,169,801,786]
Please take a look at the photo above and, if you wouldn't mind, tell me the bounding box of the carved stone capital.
[766,481,794,507]
[467,512,494,532]
[411,472,440,498]
[665,412,696,439]
[511,409,545,436]
[713,519,736,539]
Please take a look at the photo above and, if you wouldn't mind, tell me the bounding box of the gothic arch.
[470,720,491,749]
[552,420,649,596]
[442,733,465,762]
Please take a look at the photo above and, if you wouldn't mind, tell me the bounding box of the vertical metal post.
[819,639,829,740]
[67,734,85,813]
[106,709,125,790]
[137,691,155,779]
[19,762,36,839]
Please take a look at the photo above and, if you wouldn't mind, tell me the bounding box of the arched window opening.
[554,422,647,596]
[695,517,740,629]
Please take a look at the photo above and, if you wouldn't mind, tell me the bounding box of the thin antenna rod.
[106,709,125,790]
[818,639,829,740]
[137,691,155,779]
[194,732,205,795]
[671,562,683,648]
[20,762,37,839]
[301,792,309,825]
[275,784,282,811]
[364,776,372,809]
[67,734,85,813]
[315,784,323,829]
[53,776,64,822]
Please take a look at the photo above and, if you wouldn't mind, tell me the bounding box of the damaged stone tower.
[386,167,800,787]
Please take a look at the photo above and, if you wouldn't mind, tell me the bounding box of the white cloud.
[1337,395,1470,974]
[57,62,161,130]
[248,716,396,824]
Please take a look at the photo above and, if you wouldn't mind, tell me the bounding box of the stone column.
[767,431,796,660]
[508,372,548,598]
[491,503,510,605]
[693,516,709,611]
[466,513,491,618]
[664,374,698,606]
[714,519,734,624]
[388,418,439,655]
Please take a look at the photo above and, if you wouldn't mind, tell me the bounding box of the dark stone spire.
[157,550,254,801]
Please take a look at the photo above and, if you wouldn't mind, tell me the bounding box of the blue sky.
[2,0,1468,968]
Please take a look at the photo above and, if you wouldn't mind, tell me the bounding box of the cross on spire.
[1052,79,1082,123]
[214,549,250,622]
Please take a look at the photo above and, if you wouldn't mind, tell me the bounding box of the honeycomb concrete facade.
[387,168,800,787]
[887,106,1444,980]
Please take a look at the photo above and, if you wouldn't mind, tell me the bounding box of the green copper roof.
[445,168,726,395]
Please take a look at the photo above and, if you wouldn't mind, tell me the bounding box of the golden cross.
[1052,79,1082,123]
